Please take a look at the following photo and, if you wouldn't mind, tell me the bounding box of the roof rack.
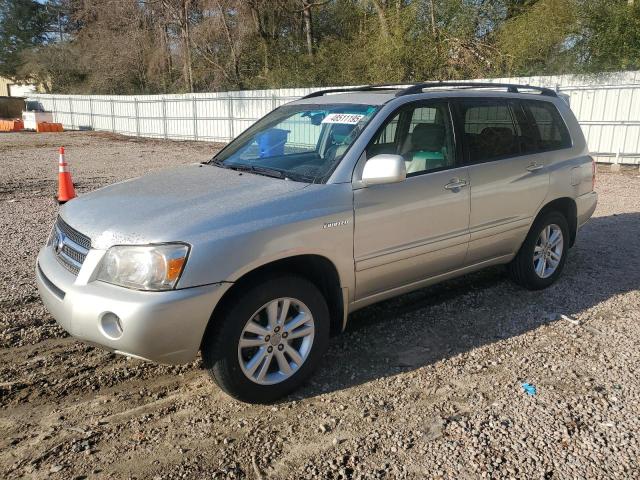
[396,82,557,97]
[301,82,557,99]
[300,84,407,99]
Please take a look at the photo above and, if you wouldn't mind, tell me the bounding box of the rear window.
[521,100,572,152]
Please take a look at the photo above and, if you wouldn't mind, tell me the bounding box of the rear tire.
[201,274,330,403]
[508,211,570,290]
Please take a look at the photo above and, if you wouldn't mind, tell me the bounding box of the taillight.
[591,156,596,191]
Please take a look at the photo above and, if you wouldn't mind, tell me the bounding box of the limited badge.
[323,220,350,229]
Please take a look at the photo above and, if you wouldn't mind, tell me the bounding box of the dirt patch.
[1,131,639,479]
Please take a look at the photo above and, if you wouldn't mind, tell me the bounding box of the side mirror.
[361,154,406,186]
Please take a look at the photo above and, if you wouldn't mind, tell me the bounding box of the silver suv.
[36,83,598,402]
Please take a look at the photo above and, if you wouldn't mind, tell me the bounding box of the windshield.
[211,103,379,182]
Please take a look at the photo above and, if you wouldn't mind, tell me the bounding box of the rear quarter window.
[522,100,572,152]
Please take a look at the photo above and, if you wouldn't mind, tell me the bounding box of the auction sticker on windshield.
[321,113,365,124]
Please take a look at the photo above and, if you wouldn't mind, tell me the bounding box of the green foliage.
[495,0,578,75]
[19,42,85,93]
[0,0,52,78]
[576,0,640,72]
[3,0,639,93]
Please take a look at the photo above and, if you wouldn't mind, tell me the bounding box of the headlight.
[97,243,190,291]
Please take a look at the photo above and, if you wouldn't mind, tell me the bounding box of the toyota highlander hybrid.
[36,83,598,402]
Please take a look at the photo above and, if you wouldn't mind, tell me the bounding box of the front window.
[366,102,455,176]
[211,103,379,182]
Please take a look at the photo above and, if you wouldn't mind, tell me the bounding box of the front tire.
[508,211,570,290]
[201,275,330,403]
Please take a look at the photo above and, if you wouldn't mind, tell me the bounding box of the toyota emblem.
[55,231,66,254]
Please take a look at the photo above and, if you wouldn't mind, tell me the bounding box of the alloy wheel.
[533,223,564,279]
[238,297,315,385]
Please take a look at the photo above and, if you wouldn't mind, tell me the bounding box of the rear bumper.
[576,191,598,228]
[36,245,227,364]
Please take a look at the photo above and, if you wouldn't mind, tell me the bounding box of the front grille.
[56,217,91,250]
[61,243,85,264]
[51,217,92,275]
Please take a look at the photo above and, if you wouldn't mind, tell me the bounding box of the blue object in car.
[257,128,289,158]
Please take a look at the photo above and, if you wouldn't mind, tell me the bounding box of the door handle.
[444,179,469,191]
[526,163,544,172]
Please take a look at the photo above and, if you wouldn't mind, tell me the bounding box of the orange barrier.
[0,119,24,132]
[57,146,76,204]
[36,122,64,133]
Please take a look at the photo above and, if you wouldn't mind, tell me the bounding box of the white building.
[0,77,37,97]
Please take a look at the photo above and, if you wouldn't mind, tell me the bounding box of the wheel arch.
[535,197,578,247]
[202,254,346,349]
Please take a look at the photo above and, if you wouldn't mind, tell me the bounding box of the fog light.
[100,312,123,339]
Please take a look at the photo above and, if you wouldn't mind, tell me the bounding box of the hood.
[61,164,309,249]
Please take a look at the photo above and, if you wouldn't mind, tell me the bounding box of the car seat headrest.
[411,123,445,151]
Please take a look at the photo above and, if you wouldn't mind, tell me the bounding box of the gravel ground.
[1,131,639,479]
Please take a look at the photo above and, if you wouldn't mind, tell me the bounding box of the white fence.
[28,89,316,143]
[28,72,640,164]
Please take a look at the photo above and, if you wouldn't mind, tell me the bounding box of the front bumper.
[576,191,598,228]
[36,245,227,364]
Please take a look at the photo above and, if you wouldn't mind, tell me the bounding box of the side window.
[460,100,520,163]
[374,116,399,144]
[510,101,540,155]
[368,116,400,156]
[522,101,572,152]
[409,107,438,132]
[367,103,455,176]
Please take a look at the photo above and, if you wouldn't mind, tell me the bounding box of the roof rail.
[300,82,558,99]
[396,82,557,97]
[300,84,408,99]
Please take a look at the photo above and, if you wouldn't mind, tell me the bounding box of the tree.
[495,0,577,75]
[191,0,247,90]
[160,0,199,92]
[12,0,640,94]
[299,0,331,57]
[19,42,85,93]
[576,0,640,72]
[0,0,52,78]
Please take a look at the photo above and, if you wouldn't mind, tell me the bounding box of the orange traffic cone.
[57,146,76,204]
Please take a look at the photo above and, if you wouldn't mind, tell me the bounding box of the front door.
[353,101,470,300]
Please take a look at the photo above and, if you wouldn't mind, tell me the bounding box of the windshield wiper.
[208,157,225,167]
[207,160,314,182]
[226,164,286,179]
[282,171,316,183]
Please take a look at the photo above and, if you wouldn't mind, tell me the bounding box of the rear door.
[353,100,470,300]
[454,98,550,265]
